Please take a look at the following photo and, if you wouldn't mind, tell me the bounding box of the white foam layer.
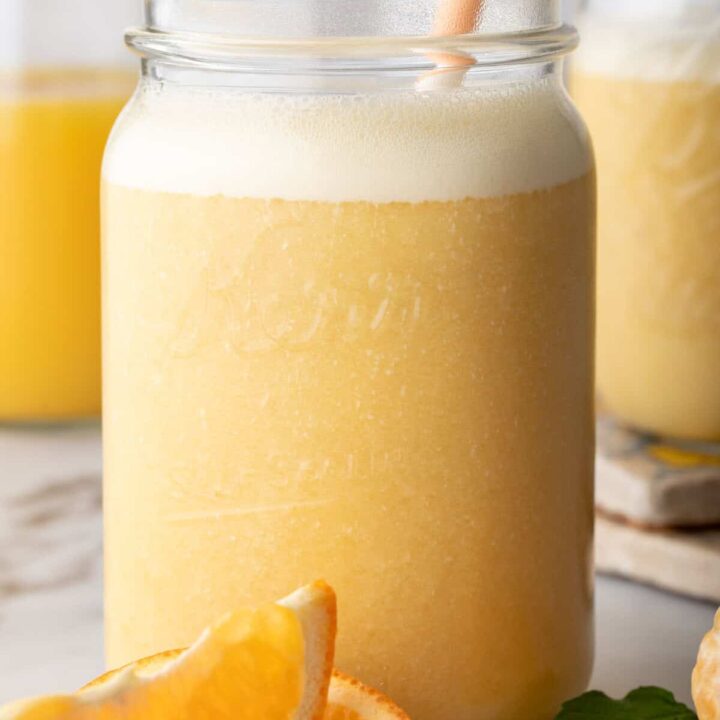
[576,11,720,84]
[103,77,590,202]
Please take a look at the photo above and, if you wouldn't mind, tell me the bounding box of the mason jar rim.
[126,23,579,69]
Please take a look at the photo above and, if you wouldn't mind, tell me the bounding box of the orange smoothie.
[103,80,595,720]
[574,17,720,440]
[0,70,131,420]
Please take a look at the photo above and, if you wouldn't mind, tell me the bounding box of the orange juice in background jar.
[103,2,596,719]
[0,1,136,421]
[573,0,720,441]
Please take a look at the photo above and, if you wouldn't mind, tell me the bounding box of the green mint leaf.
[555,687,698,719]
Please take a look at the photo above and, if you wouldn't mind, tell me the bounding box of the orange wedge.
[693,607,720,720]
[0,581,337,720]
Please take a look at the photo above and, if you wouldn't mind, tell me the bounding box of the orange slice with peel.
[0,580,410,720]
[326,671,411,720]
[693,607,720,720]
[0,581,336,720]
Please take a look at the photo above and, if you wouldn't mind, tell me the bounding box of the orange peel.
[693,608,720,720]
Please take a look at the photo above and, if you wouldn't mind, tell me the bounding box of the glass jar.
[573,0,720,441]
[103,2,596,718]
[0,0,137,421]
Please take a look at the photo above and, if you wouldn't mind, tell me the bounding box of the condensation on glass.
[102,2,596,719]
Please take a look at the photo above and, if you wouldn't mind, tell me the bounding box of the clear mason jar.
[0,0,137,421]
[573,0,720,441]
[102,2,596,718]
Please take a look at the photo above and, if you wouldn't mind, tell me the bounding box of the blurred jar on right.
[573,0,720,441]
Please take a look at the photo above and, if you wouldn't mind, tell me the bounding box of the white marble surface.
[0,426,715,708]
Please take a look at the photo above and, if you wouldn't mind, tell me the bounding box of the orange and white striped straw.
[433,0,484,39]
[418,0,485,89]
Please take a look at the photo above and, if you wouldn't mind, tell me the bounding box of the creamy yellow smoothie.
[574,17,720,440]
[0,70,131,420]
[103,79,595,720]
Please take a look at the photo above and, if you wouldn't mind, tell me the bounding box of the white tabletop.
[0,425,715,708]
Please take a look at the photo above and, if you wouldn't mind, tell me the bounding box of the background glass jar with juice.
[102,1,596,718]
[573,0,720,441]
[0,0,136,421]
